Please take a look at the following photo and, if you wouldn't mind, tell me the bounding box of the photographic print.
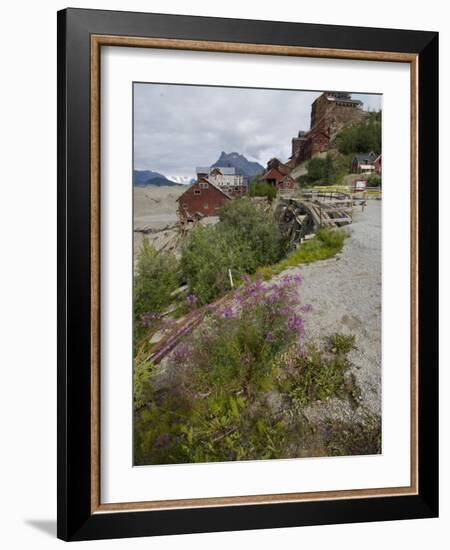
[58,11,438,539]
[133,82,382,466]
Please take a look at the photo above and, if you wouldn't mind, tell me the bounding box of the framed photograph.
[57,8,438,541]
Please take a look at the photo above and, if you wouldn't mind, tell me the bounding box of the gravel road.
[285,200,382,421]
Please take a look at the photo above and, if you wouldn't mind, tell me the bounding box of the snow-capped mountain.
[165,175,196,185]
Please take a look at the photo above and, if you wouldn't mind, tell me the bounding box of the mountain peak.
[133,169,181,187]
[212,152,264,178]
[219,151,243,159]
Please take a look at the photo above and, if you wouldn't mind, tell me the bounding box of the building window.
[200,182,209,189]
[194,189,201,195]
[234,186,239,191]
[204,203,209,209]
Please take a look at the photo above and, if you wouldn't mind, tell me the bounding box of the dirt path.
[286,201,382,420]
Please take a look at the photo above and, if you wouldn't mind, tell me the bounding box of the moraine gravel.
[281,200,382,422]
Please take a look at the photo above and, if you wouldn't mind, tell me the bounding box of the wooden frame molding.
[91,34,418,62]
[90,34,419,515]
[58,9,439,541]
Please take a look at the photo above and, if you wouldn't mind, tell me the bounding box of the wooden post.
[228,268,234,288]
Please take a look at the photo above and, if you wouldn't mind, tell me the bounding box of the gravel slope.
[285,201,382,420]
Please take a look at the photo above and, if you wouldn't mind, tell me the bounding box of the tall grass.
[257,228,348,280]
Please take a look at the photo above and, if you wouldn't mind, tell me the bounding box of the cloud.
[134,84,382,176]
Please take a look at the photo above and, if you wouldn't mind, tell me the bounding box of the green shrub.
[133,361,156,410]
[317,227,348,249]
[220,198,286,266]
[134,239,180,322]
[367,174,382,187]
[181,225,247,304]
[296,174,309,185]
[334,111,381,155]
[304,153,351,186]
[275,340,360,409]
[249,181,277,201]
[329,333,356,355]
[181,199,287,304]
[305,155,334,184]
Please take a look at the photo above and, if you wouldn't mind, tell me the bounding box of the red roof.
[177,177,232,202]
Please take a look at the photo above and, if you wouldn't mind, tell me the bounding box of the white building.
[196,166,245,189]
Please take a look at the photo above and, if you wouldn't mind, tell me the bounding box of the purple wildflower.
[265,331,275,343]
[173,343,192,363]
[301,304,313,313]
[287,314,305,336]
[186,294,198,306]
[289,273,303,285]
[295,344,308,358]
[219,305,237,319]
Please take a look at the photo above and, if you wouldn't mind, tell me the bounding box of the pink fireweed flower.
[186,294,198,306]
[172,343,192,363]
[287,314,305,336]
[219,305,237,319]
[289,273,303,285]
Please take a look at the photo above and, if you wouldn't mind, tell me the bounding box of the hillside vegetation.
[298,111,381,186]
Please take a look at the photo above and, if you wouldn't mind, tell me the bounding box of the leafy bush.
[304,153,351,186]
[219,199,286,266]
[134,239,180,326]
[334,111,381,155]
[329,333,356,355]
[181,199,287,304]
[305,155,334,184]
[181,226,234,304]
[133,361,156,410]
[249,181,277,201]
[367,174,382,187]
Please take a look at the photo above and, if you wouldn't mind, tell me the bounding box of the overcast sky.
[134,83,381,177]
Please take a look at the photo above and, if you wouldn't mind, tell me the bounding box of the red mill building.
[289,92,367,167]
